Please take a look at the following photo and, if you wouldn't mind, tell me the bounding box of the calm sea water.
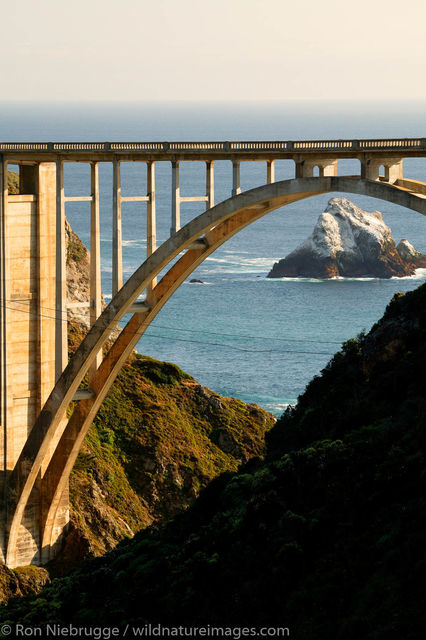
[2,101,426,415]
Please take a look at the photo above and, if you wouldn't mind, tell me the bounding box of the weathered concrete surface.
[0,163,68,567]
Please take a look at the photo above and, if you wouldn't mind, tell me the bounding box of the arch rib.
[5,176,426,566]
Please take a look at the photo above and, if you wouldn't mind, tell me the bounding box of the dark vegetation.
[2,282,426,638]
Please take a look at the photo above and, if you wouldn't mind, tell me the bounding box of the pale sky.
[2,0,426,102]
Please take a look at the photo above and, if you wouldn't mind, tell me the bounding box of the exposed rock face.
[268,197,426,279]
[66,220,105,327]
[0,565,49,605]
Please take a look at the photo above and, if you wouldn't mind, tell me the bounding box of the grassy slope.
[4,284,426,639]
[66,332,273,560]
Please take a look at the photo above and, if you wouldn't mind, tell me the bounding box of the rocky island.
[268,197,426,279]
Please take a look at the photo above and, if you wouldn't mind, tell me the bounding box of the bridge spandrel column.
[232,160,241,196]
[147,162,157,298]
[266,160,275,184]
[90,162,102,376]
[171,161,180,235]
[297,158,338,178]
[206,161,214,209]
[113,159,123,296]
[361,156,403,183]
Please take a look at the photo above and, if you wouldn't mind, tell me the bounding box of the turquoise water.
[2,101,426,415]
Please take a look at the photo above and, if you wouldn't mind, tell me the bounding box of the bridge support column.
[296,158,338,178]
[266,160,275,184]
[147,162,157,298]
[232,161,241,196]
[206,161,214,209]
[90,162,102,377]
[171,161,180,235]
[55,160,67,381]
[361,156,403,183]
[113,159,123,296]
[0,157,7,563]
[1,161,69,567]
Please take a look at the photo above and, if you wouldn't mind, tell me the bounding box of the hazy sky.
[2,0,425,102]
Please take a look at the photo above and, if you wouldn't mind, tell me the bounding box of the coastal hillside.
[4,281,426,638]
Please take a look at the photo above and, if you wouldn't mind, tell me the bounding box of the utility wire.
[2,303,336,357]
[6,298,343,345]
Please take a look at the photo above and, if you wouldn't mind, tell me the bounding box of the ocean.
[2,100,426,415]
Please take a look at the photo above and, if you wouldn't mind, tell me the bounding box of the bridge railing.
[0,138,425,154]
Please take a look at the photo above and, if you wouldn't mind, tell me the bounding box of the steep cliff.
[7,282,426,639]
[268,197,426,278]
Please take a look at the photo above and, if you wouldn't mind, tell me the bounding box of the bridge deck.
[1,137,426,162]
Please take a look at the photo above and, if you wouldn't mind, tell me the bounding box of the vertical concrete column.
[360,156,385,181]
[0,157,7,477]
[0,156,5,563]
[322,160,338,177]
[55,159,67,382]
[385,160,403,184]
[206,161,215,209]
[171,161,180,235]
[90,162,102,377]
[266,160,275,184]
[38,163,57,414]
[147,162,157,298]
[232,160,241,196]
[112,158,123,296]
[295,161,304,179]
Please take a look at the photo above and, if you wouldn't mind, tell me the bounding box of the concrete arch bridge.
[1,138,426,567]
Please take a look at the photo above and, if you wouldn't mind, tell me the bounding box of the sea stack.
[268,197,426,279]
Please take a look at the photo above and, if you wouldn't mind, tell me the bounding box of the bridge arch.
[6,175,426,565]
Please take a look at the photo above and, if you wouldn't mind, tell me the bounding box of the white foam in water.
[203,255,279,274]
[122,239,147,247]
[264,269,426,283]
[262,402,295,417]
[390,267,426,281]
